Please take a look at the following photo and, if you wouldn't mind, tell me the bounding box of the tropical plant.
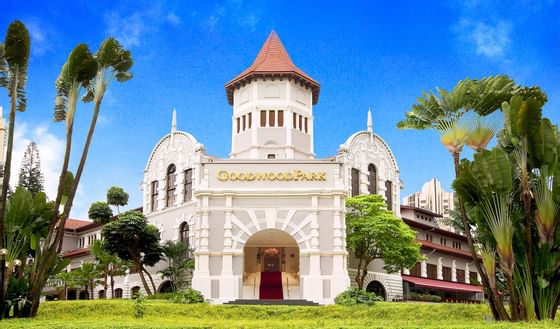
[17,142,44,197]
[396,75,544,321]
[88,201,113,224]
[107,186,128,214]
[346,194,422,289]
[102,211,163,295]
[334,288,380,306]
[158,240,194,291]
[90,240,128,298]
[169,288,206,304]
[22,37,133,317]
[55,271,77,301]
[0,20,30,255]
[73,262,101,300]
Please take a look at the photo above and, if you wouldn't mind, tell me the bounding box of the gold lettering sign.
[217,170,327,182]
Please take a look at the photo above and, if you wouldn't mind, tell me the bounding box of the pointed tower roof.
[225,31,320,105]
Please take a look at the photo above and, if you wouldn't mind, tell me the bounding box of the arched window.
[351,168,360,197]
[98,290,105,299]
[385,180,393,211]
[179,222,191,258]
[368,164,377,195]
[114,288,123,299]
[166,164,176,207]
[366,280,387,301]
[131,286,141,298]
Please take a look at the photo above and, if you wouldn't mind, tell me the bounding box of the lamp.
[0,248,7,320]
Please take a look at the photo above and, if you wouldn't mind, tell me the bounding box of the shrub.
[133,293,145,318]
[170,288,206,304]
[408,292,441,303]
[334,288,380,306]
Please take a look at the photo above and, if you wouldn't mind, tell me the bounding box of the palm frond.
[480,193,514,274]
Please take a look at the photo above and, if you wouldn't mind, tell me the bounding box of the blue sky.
[1,0,559,219]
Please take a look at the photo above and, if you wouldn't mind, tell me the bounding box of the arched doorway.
[131,286,141,298]
[243,229,300,300]
[158,280,174,293]
[67,289,77,300]
[366,280,386,301]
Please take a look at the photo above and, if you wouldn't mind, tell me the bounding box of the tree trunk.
[506,273,520,321]
[111,274,115,298]
[64,283,67,301]
[452,152,510,321]
[0,68,19,248]
[355,257,363,289]
[137,264,152,296]
[143,267,157,293]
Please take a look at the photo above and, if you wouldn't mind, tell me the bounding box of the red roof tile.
[417,239,477,260]
[64,219,93,230]
[225,31,320,105]
[62,248,90,259]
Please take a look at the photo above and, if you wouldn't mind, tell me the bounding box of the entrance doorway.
[243,229,300,300]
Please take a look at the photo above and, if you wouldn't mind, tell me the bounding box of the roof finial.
[171,108,177,134]
[367,108,373,133]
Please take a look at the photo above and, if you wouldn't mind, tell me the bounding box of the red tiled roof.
[402,218,468,242]
[64,219,93,230]
[402,275,483,293]
[225,31,320,105]
[401,205,443,218]
[62,248,90,259]
[417,239,477,260]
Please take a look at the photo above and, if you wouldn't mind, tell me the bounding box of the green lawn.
[2,300,559,328]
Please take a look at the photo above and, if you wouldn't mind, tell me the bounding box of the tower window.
[278,110,284,127]
[184,168,193,202]
[385,180,393,211]
[293,113,297,129]
[267,154,276,159]
[261,110,266,127]
[299,115,303,130]
[368,164,377,194]
[248,113,252,129]
[304,117,308,133]
[150,180,158,211]
[236,117,240,133]
[351,168,360,197]
[242,115,246,131]
[166,164,176,207]
[269,110,275,127]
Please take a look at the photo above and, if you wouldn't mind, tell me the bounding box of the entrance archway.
[243,229,300,300]
[366,280,387,301]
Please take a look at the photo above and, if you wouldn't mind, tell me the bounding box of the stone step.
[224,299,319,306]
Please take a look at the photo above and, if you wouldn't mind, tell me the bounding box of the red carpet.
[259,272,283,299]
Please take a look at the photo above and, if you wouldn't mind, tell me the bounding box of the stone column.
[303,194,322,303]
[331,194,350,303]
[219,194,238,302]
[192,195,211,299]
[402,268,410,275]
[465,263,470,284]
[437,257,443,280]
[421,258,427,278]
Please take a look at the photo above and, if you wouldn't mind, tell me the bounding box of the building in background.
[403,178,456,231]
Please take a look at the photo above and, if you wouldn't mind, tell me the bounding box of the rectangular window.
[427,264,437,279]
[267,154,276,159]
[261,110,266,127]
[278,110,284,127]
[242,115,246,131]
[293,113,297,129]
[151,181,158,211]
[304,117,308,133]
[269,110,275,127]
[469,271,478,284]
[385,181,393,211]
[299,115,303,131]
[248,113,252,129]
[443,267,452,281]
[167,174,176,207]
[409,262,421,277]
[351,168,360,197]
[184,169,193,202]
[457,269,465,283]
[236,117,240,133]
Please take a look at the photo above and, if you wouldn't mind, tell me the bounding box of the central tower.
[225,31,320,160]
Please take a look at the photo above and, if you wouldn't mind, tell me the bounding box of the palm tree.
[0,21,30,251]
[26,38,133,317]
[397,75,517,320]
[55,271,76,301]
[159,241,194,291]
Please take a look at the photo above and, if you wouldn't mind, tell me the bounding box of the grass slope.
[3,300,559,328]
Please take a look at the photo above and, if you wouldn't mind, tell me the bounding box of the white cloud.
[204,0,261,31]
[24,18,51,56]
[9,121,64,201]
[105,7,182,48]
[454,19,511,59]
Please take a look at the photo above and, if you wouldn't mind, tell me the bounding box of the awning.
[402,275,483,293]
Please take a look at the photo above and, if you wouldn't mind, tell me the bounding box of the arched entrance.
[243,229,300,300]
[366,280,386,301]
[158,280,174,293]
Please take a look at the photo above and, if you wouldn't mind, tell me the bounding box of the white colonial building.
[50,31,482,305]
